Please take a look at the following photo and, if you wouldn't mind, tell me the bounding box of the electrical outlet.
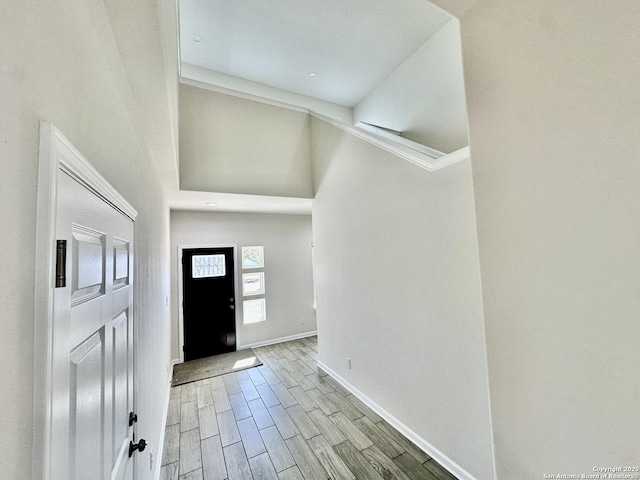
[346,357,351,369]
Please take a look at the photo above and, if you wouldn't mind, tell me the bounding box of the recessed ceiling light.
[192,34,202,43]
[308,72,318,79]
[205,202,217,206]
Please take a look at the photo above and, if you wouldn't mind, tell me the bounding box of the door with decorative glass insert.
[50,171,136,480]
[182,247,236,360]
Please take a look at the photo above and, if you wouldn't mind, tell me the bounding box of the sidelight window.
[243,298,266,324]
[241,246,264,269]
[242,272,265,296]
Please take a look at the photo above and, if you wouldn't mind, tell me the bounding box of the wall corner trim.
[316,361,480,480]
[311,112,470,172]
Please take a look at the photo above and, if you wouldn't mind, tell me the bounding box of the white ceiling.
[172,0,453,215]
[179,0,452,108]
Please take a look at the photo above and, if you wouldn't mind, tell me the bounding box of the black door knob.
[129,412,138,426]
[129,439,147,457]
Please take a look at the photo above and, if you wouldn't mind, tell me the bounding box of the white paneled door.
[50,169,136,480]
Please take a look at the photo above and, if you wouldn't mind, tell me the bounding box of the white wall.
[170,211,316,361]
[453,0,640,477]
[0,0,175,478]
[311,117,494,479]
[179,85,314,198]
[354,19,469,154]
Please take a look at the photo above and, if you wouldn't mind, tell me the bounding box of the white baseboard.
[239,330,318,350]
[317,361,479,480]
[153,379,173,480]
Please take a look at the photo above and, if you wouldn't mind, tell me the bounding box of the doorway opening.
[179,245,238,361]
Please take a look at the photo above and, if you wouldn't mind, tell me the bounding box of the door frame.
[33,123,138,480]
[177,244,240,363]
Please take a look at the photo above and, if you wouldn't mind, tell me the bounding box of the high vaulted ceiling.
[179,0,452,108]
[172,0,461,214]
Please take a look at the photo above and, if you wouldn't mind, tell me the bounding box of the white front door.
[50,169,135,480]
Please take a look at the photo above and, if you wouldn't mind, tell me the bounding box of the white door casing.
[34,123,138,480]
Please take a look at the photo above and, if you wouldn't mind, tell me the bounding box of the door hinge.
[55,240,67,288]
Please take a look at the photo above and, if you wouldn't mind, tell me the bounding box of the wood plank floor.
[160,337,457,480]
